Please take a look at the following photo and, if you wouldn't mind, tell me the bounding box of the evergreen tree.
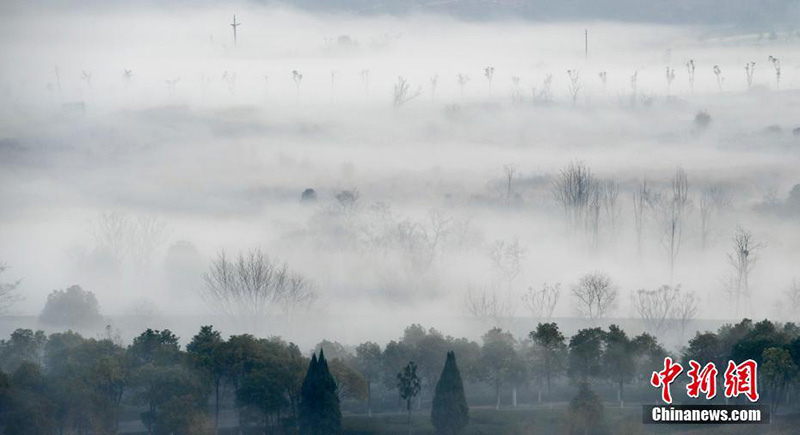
[431,351,469,435]
[397,361,421,435]
[299,350,342,435]
[568,382,604,435]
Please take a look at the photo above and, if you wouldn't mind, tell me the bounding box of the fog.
[1,2,799,351]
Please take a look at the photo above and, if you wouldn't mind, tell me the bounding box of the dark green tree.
[186,325,225,430]
[529,322,567,399]
[431,351,469,435]
[354,341,383,416]
[480,328,524,409]
[761,347,798,413]
[2,362,57,435]
[602,325,633,404]
[397,361,421,435]
[0,328,46,373]
[567,328,606,382]
[299,350,342,435]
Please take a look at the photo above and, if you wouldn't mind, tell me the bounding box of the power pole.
[585,29,588,62]
[231,15,241,46]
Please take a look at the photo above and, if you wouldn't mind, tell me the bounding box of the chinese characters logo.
[650,358,759,404]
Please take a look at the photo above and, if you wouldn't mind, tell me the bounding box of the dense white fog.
[1,2,799,349]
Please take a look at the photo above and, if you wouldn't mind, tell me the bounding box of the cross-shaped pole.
[231,15,241,46]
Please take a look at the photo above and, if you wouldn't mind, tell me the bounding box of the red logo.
[724,359,759,402]
[686,360,718,400]
[650,357,683,404]
[650,358,759,403]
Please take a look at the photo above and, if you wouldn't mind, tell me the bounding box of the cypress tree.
[317,350,342,434]
[299,350,342,435]
[431,351,469,435]
[299,353,319,434]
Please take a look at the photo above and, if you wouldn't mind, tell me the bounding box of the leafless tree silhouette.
[202,249,315,318]
[522,283,561,321]
[631,285,679,337]
[572,272,618,324]
[392,76,422,108]
[745,62,756,89]
[0,263,22,315]
[566,69,581,106]
[725,227,763,317]
[768,56,781,90]
[660,168,689,281]
[686,60,696,94]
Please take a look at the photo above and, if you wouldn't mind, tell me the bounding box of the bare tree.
[81,70,93,89]
[783,279,800,321]
[665,67,675,96]
[292,70,303,102]
[768,56,781,90]
[699,185,730,250]
[488,239,524,289]
[202,249,315,318]
[502,164,518,203]
[522,283,561,321]
[464,283,515,322]
[686,60,696,94]
[484,66,495,93]
[673,289,699,342]
[0,263,22,315]
[91,211,131,270]
[630,70,639,104]
[566,69,581,106]
[598,71,608,93]
[725,227,763,317]
[552,162,597,234]
[660,168,689,281]
[532,74,553,103]
[330,70,339,102]
[429,74,439,99]
[632,179,659,257]
[456,73,470,100]
[129,216,171,275]
[600,179,620,241]
[572,272,618,323]
[123,69,133,87]
[745,62,756,90]
[360,69,370,96]
[510,76,523,103]
[392,76,422,108]
[713,65,723,91]
[631,285,679,337]
[165,78,180,94]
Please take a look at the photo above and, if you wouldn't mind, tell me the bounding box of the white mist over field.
[1,2,799,349]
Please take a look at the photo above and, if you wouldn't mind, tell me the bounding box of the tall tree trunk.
[367,379,372,417]
[215,379,221,434]
[407,400,412,435]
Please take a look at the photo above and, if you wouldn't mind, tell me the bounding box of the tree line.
[1,318,799,434]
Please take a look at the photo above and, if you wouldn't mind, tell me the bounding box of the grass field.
[341,406,800,435]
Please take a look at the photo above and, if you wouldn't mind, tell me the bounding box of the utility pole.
[585,29,588,62]
[231,15,241,46]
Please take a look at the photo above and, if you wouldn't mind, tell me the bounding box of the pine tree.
[299,353,319,434]
[317,350,342,434]
[431,351,469,434]
[299,350,342,435]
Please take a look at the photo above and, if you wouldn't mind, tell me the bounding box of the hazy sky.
[1,2,799,348]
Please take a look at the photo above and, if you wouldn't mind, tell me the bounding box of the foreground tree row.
[1,318,800,434]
